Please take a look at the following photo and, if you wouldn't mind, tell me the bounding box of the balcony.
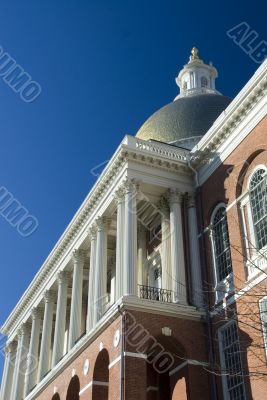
[138,284,172,303]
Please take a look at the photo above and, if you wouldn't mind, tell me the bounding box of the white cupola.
[175,47,221,100]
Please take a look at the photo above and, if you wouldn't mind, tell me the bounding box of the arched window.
[249,168,267,250]
[201,76,208,88]
[211,205,232,283]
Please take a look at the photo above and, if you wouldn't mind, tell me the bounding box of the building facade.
[0,48,266,400]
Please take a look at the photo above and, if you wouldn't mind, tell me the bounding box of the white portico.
[0,135,203,400]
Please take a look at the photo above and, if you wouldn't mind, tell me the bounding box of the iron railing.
[138,284,172,303]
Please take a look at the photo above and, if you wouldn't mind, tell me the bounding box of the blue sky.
[0,0,266,376]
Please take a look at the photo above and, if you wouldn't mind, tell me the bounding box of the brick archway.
[66,375,80,400]
[146,335,189,400]
[92,349,109,400]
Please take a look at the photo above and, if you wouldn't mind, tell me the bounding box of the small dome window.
[183,81,187,90]
[201,76,208,88]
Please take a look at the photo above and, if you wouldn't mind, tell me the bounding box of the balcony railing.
[138,285,172,303]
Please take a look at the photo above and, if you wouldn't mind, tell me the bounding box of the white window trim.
[218,321,246,400]
[210,203,233,303]
[240,165,267,279]
[259,296,267,362]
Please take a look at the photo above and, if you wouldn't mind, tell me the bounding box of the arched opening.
[92,349,109,399]
[201,76,208,87]
[66,375,80,400]
[52,394,60,400]
[146,335,189,400]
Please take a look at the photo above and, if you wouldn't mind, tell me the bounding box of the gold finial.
[191,47,199,60]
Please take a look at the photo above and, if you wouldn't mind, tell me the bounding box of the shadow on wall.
[51,394,60,400]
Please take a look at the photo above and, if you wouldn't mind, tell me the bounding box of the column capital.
[31,307,43,320]
[96,216,111,231]
[43,289,56,303]
[114,187,125,204]
[168,189,183,205]
[88,224,97,241]
[57,270,71,285]
[72,248,87,265]
[159,196,169,214]
[187,192,196,208]
[17,322,30,338]
[122,177,139,194]
[4,341,16,354]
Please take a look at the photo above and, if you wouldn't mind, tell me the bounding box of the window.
[259,297,267,357]
[219,323,246,400]
[211,205,233,282]
[249,168,267,251]
[201,76,208,87]
[239,166,267,277]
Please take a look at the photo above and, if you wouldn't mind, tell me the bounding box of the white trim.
[79,380,109,396]
[108,355,121,369]
[169,360,188,376]
[93,380,109,386]
[124,351,147,359]
[259,296,267,361]
[146,386,158,392]
[209,203,233,303]
[79,381,93,395]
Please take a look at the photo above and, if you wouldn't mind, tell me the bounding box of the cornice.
[1,136,190,338]
[191,59,267,169]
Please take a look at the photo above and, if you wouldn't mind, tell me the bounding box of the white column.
[115,188,125,300]
[93,217,108,324]
[87,226,97,331]
[169,189,187,304]
[68,250,84,350]
[37,290,55,382]
[0,341,16,400]
[10,324,30,400]
[124,178,138,296]
[24,308,42,396]
[137,224,147,288]
[160,197,172,291]
[52,271,70,367]
[187,193,203,307]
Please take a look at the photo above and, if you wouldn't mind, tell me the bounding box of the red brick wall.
[200,116,267,399]
[35,309,211,400]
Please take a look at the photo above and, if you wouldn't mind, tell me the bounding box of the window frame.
[218,321,246,400]
[239,165,267,278]
[210,203,233,302]
[248,166,267,251]
[259,296,267,361]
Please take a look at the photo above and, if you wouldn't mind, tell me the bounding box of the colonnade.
[0,182,202,400]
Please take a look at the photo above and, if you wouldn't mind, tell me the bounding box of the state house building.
[0,48,267,400]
